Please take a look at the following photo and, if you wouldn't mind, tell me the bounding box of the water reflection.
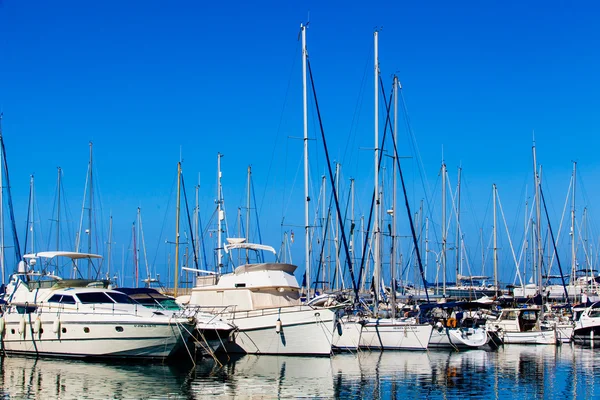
[0,346,599,399]
[0,356,188,399]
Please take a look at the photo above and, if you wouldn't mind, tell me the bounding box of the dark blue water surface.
[0,345,597,399]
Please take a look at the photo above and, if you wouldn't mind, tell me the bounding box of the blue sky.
[1,0,600,288]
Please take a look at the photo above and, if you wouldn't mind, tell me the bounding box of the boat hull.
[1,313,192,360]
[498,330,557,345]
[358,319,432,350]
[223,306,336,356]
[573,326,600,345]
[428,327,489,349]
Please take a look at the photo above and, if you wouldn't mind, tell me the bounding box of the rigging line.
[251,176,263,245]
[381,75,430,302]
[496,187,525,285]
[150,172,177,270]
[181,173,199,270]
[313,189,334,293]
[546,177,573,274]
[23,181,32,254]
[355,88,393,294]
[307,59,359,298]
[46,177,59,250]
[540,185,570,306]
[0,134,20,262]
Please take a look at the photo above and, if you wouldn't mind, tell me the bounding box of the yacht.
[572,302,600,346]
[486,307,557,345]
[178,242,337,356]
[1,252,194,360]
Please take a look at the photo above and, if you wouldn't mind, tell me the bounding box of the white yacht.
[1,252,194,360]
[486,307,557,345]
[572,302,600,346]
[178,243,337,356]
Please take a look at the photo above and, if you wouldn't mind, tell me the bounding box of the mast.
[301,23,311,300]
[456,167,462,284]
[321,175,327,290]
[335,162,340,291]
[136,207,141,287]
[0,119,3,284]
[56,167,61,250]
[217,153,223,270]
[107,214,113,279]
[532,141,543,308]
[174,162,182,297]
[350,178,355,278]
[391,75,399,319]
[571,162,577,286]
[195,174,200,267]
[132,222,137,287]
[493,184,498,292]
[30,175,35,254]
[246,165,251,262]
[373,30,381,314]
[441,161,447,297]
[88,142,93,277]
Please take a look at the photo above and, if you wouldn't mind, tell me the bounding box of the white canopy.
[223,243,276,255]
[23,251,103,260]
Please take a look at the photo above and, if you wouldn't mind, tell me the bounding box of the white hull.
[498,330,557,345]
[223,306,335,355]
[332,317,362,351]
[428,327,489,349]
[358,319,432,350]
[1,312,191,359]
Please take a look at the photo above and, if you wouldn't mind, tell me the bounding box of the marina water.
[0,344,598,399]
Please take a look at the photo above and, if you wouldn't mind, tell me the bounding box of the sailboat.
[333,31,432,352]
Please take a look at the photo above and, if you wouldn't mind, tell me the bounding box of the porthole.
[62,327,67,334]
[40,329,44,334]
[115,326,124,332]
[83,327,90,333]
[10,329,15,334]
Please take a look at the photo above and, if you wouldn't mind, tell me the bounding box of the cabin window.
[501,311,517,320]
[589,310,600,318]
[115,326,124,332]
[521,311,538,321]
[76,292,114,304]
[48,295,76,304]
[48,295,62,303]
[235,283,246,288]
[106,292,138,304]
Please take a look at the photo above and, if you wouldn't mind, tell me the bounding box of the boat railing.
[7,301,151,317]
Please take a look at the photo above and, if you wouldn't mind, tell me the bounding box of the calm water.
[0,345,598,399]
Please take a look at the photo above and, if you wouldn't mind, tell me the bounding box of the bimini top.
[23,251,103,260]
[223,243,276,255]
[234,262,297,275]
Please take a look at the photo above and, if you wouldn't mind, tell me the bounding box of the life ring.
[446,318,457,328]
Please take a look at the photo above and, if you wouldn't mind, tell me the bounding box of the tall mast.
[571,162,577,285]
[195,174,200,267]
[533,142,543,308]
[441,161,447,297]
[88,142,93,277]
[321,175,327,290]
[132,222,137,287]
[246,165,251,262]
[456,167,462,284]
[136,207,141,287]
[30,175,35,254]
[391,75,399,319]
[217,153,223,270]
[104,214,111,279]
[373,30,381,314]
[174,162,182,297]
[493,184,498,292]
[301,23,311,301]
[0,115,3,284]
[335,162,340,291]
[56,167,61,250]
[350,178,355,277]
